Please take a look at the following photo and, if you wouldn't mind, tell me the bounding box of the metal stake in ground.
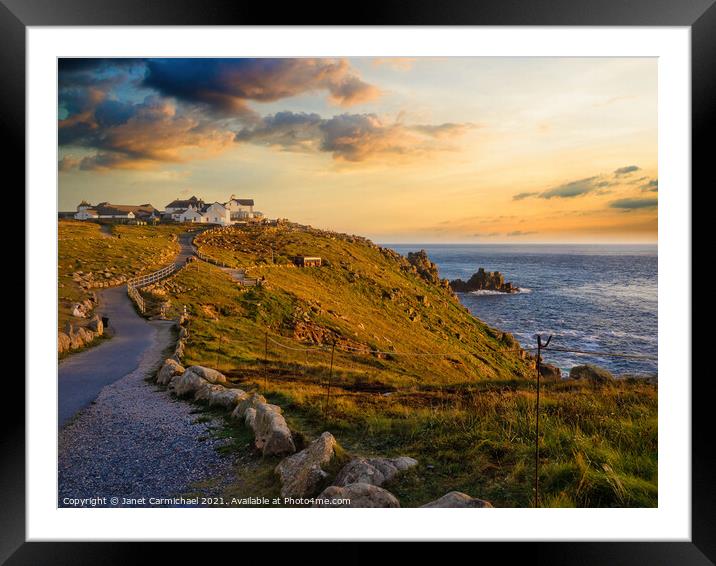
[324,340,336,421]
[534,333,552,508]
[264,330,269,391]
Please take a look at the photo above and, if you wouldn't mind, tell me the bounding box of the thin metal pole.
[535,335,541,508]
[264,330,269,391]
[325,341,336,420]
[216,334,221,370]
[534,334,552,508]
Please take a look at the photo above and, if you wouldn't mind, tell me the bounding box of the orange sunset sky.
[58,57,657,243]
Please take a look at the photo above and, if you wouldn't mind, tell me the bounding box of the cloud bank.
[58,58,473,170]
[235,111,474,162]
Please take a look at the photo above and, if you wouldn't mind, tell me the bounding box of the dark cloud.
[641,179,658,192]
[541,176,602,199]
[235,111,473,162]
[59,96,235,171]
[513,166,645,201]
[143,58,380,116]
[614,165,641,176]
[609,197,658,210]
[507,230,537,236]
[513,191,540,201]
[58,58,390,170]
[410,123,477,138]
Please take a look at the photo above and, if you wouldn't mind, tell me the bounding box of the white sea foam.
[468,287,532,296]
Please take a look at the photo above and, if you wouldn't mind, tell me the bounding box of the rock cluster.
[58,315,104,354]
[405,250,451,291]
[72,270,128,289]
[158,358,295,457]
[450,267,519,293]
[155,308,494,508]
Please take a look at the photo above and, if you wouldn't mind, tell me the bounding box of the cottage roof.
[200,202,228,212]
[94,203,157,217]
[166,195,204,209]
[228,198,254,206]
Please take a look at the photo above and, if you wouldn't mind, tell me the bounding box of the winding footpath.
[58,229,235,507]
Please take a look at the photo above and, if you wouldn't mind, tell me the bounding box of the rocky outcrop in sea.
[449,267,519,293]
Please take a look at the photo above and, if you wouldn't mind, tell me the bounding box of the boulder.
[334,456,418,487]
[194,382,226,402]
[420,491,493,508]
[275,432,337,498]
[58,332,71,353]
[569,364,614,384]
[72,303,87,318]
[254,403,295,456]
[539,363,562,381]
[314,483,400,508]
[170,370,205,396]
[232,392,267,420]
[184,365,227,385]
[208,388,248,409]
[69,330,84,350]
[244,407,257,430]
[156,358,184,385]
[87,315,103,335]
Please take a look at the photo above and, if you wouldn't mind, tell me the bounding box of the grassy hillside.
[58,220,185,330]
[149,222,658,508]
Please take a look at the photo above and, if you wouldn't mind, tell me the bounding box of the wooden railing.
[127,284,146,313]
[126,262,177,314]
[127,262,177,288]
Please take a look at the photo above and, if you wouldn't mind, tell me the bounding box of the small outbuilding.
[293,256,322,267]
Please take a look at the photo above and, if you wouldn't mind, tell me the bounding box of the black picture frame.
[7,0,707,562]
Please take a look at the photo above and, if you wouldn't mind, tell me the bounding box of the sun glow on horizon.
[58,57,657,243]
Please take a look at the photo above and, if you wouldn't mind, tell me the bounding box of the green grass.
[58,220,186,330]
[146,222,658,507]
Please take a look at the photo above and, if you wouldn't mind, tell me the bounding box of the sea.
[385,244,658,377]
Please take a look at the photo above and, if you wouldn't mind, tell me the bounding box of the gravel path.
[58,322,236,508]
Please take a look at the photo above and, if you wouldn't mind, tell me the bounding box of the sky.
[58,57,657,243]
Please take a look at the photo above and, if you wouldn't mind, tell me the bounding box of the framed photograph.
[8,0,707,562]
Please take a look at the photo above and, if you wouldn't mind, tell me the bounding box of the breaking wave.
[468,287,532,296]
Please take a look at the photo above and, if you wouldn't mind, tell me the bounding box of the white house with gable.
[225,196,255,221]
[178,208,206,223]
[202,202,231,225]
[163,195,255,225]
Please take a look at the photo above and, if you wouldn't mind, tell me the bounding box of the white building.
[163,195,255,225]
[178,208,206,223]
[202,202,231,225]
[165,196,205,216]
[73,201,157,222]
[225,196,255,221]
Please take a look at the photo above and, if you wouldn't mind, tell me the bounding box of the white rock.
[170,369,205,396]
[194,382,226,402]
[156,358,185,385]
[275,432,337,498]
[334,456,418,487]
[254,403,295,456]
[208,388,247,409]
[314,483,400,508]
[184,365,227,385]
[244,407,257,430]
[231,392,267,420]
[420,491,493,508]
